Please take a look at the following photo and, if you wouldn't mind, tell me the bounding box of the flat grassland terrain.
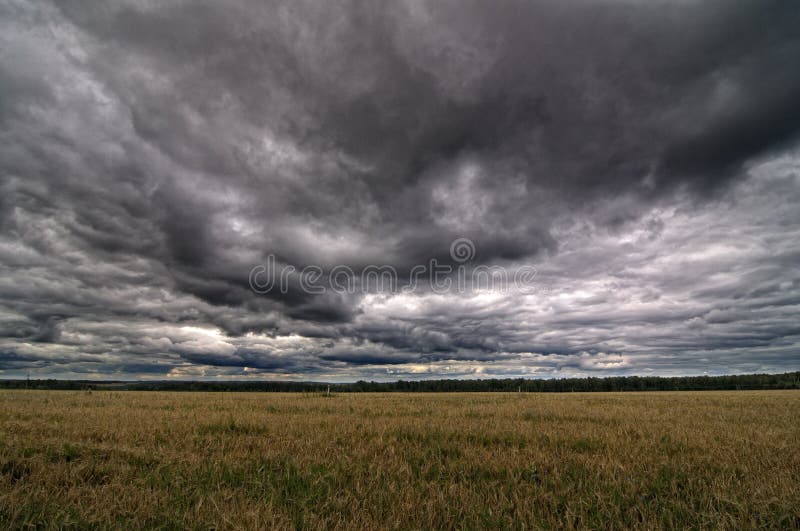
[1,391,799,529]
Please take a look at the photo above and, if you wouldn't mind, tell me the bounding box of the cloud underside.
[1,0,799,380]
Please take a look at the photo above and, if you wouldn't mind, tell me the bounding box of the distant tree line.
[1,371,799,392]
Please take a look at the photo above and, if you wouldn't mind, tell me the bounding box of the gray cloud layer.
[1,0,799,380]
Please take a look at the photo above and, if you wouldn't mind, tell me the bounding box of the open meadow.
[1,390,799,529]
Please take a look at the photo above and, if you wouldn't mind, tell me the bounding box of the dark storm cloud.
[1,0,800,379]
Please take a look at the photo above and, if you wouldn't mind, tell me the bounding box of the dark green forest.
[2,371,798,392]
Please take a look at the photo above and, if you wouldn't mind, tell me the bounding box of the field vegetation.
[1,390,799,529]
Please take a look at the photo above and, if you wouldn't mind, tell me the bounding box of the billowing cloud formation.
[1,0,799,380]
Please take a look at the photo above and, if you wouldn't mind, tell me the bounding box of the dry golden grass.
[1,390,799,529]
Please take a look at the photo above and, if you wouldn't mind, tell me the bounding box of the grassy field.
[1,390,798,529]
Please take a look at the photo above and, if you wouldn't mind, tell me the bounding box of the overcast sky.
[2,0,800,381]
